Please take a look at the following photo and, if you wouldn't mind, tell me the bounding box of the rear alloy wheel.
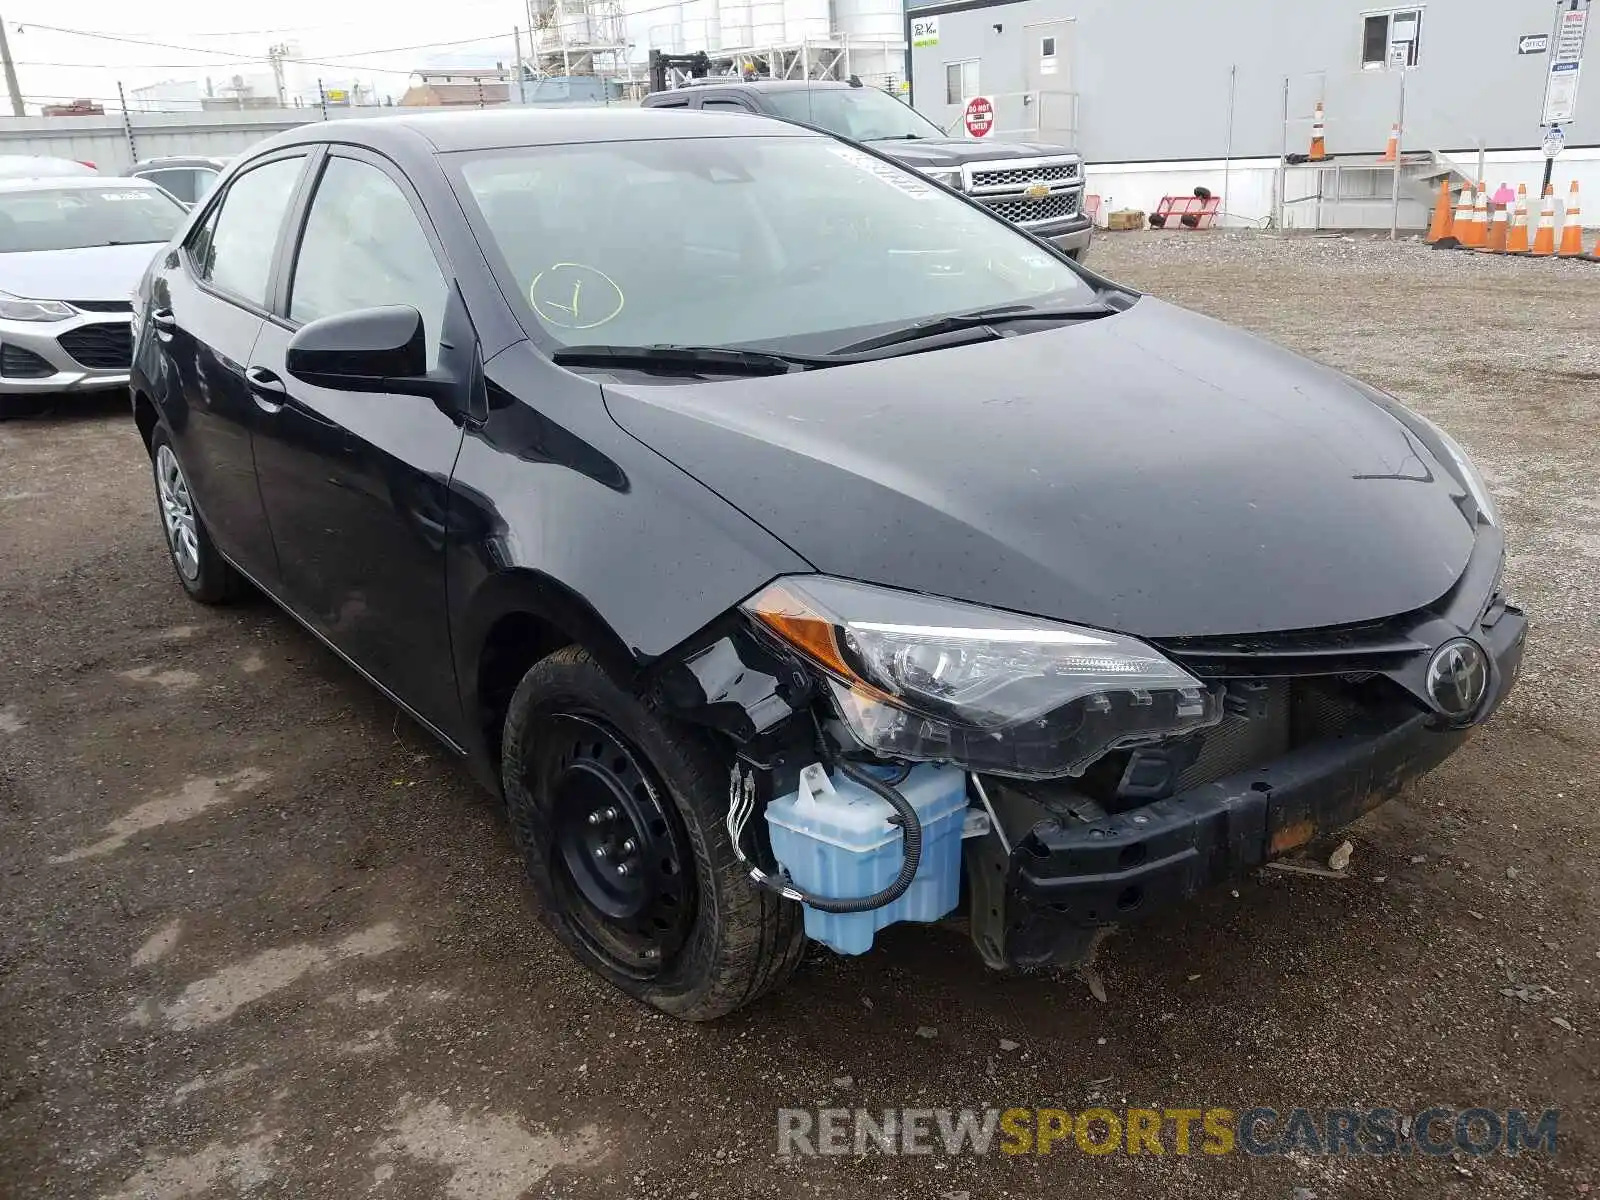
[149,427,244,605]
[502,646,805,1020]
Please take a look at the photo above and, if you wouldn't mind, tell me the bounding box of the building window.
[1041,36,1056,58]
[945,60,980,104]
[1362,9,1422,69]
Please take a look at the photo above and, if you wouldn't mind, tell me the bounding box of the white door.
[1023,19,1077,144]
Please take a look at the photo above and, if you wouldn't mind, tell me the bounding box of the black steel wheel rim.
[542,713,695,980]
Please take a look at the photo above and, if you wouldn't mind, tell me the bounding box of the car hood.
[870,137,1078,169]
[601,299,1480,639]
[0,242,163,303]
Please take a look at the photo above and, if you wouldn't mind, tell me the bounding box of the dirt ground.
[2,231,1598,1200]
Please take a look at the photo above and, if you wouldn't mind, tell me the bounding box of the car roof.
[133,156,227,168]
[258,106,813,156]
[667,79,856,93]
[0,175,159,193]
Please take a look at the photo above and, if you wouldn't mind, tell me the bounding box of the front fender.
[445,347,812,779]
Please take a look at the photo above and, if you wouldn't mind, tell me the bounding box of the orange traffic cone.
[1425,178,1456,245]
[1381,123,1399,162]
[1471,181,1489,248]
[1450,181,1477,248]
[1309,102,1327,161]
[1482,203,1509,254]
[1530,185,1557,256]
[1558,179,1585,257]
[1507,183,1531,253]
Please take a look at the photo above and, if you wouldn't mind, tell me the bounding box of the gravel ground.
[2,230,1598,1200]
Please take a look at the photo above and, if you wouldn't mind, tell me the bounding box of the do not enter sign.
[963,95,995,138]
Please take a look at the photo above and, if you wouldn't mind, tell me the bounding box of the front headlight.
[0,292,74,322]
[921,168,963,191]
[743,576,1223,779]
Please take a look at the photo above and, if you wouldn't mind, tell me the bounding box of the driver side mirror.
[286,305,437,396]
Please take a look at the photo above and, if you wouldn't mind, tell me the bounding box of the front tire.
[502,646,805,1020]
[149,427,244,605]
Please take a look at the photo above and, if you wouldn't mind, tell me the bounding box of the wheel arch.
[132,388,160,456]
[458,567,641,786]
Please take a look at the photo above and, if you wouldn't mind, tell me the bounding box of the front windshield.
[0,185,186,252]
[458,134,1097,353]
[759,87,947,141]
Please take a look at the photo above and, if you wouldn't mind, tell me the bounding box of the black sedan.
[130,108,1526,1020]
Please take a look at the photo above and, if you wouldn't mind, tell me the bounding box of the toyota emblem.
[1425,638,1489,717]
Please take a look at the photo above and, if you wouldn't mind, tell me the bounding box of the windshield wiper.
[551,344,847,377]
[830,301,1118,356]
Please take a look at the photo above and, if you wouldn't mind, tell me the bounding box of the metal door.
[1023,19,1078,145]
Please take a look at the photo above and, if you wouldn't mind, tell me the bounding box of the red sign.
[963,95,995,138]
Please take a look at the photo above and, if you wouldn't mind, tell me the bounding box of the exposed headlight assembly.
[743,576,1223,779]
[0,292,73,322]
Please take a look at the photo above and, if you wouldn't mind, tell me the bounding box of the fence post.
[116,81,137,165]
[1388,68,1406,240]
[1222,64,1237,230]
[1276,75,1289,231]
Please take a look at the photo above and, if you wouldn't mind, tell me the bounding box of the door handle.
[149,308,176,340]
[246,365,287,413]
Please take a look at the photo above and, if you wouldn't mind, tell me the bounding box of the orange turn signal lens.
[744,582,857,680]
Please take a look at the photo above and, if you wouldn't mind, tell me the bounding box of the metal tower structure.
[526,0,631,78]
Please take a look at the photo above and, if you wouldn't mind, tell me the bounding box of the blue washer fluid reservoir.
[763,762,969,955]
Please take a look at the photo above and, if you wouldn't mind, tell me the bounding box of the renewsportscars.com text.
[776,1106,1559,1158]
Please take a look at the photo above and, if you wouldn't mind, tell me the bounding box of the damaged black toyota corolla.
[131,108,1527,1019]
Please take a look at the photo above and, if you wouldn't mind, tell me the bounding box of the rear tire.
[149,426,244,605]
[502,646,805,1020]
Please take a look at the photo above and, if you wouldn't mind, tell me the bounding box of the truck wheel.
[149,427,245,605]
[501,646,805,1020]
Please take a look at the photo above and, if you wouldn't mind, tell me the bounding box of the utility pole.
[116,81,137,162]
[513,28,527,103]
[267,43,289,107]
[0,15,25,116]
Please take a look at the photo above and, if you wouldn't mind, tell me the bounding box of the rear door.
[247,148,471,739]
[148,151,311,586]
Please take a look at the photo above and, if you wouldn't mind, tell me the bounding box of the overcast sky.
[4,0,551,109]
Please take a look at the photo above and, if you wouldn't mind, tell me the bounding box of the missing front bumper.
[986,606,1527,969]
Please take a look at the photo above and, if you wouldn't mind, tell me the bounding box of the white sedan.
[0,176,186,417]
